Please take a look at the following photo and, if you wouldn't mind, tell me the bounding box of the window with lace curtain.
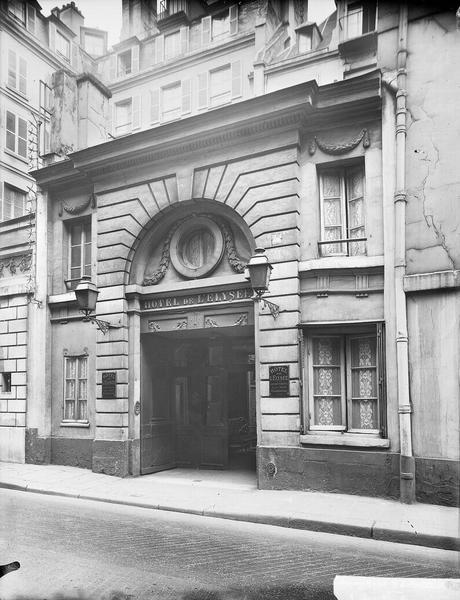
[306,325,385,435]
[318,163,366,257]
[63,355,88,422]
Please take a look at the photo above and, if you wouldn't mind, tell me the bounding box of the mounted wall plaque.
[102,372,117,398]
[269,365,290,397]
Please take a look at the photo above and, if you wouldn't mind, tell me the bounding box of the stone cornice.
[108,33,255,93]
[403,270,460,292]
[32,73,382,188]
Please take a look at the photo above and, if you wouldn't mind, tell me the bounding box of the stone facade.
[3,0,459,507]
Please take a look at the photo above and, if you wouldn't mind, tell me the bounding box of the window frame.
[8,0,26,25]
[55,30,71,61]
[114,98,132,135]
[62,354,89,424]
[5,110,28,159]
[117,49,132,77]
[2,183,27,222]
[66,219,92,290]
[164,30,181,61]
[318,162,366,257]
[161,81,181,122]
[8,50,27,95]
[209,64,231,107]
[304,323,385,438]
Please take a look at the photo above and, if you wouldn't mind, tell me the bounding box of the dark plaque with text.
[269,365,290,397]
[102,372,117,399]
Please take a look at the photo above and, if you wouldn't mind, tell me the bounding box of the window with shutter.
[7,51,27,96]
[5,111,27,158]
[318,163,366,257]
[229,5,238,35]
[155,35,164,63]
[165,31,181,60]
[56,30,70,61]
[201,16,211,46]
[114,99,132,135]
[67,219,92,289]
[209,66,231,106]
[117,49,132,76]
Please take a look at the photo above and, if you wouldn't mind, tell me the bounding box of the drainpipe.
[394,2,415,503]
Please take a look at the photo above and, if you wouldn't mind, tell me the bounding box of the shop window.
[56,30,70,61]
[306,325,385,435]
[117,49,132,76]
[8,50,27,95]
[1,184,27,222]
[343,2,376,40]
[66,219,91,290]
[318,163,366,257]
[0,373,12,394]
[5,111,27,159]
[63,355,88,422]
[8,0,26,24]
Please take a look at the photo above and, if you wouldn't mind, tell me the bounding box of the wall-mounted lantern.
[245,248,280,319]
[74,276,120,334]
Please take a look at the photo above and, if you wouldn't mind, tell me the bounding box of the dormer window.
[8,0,26,25]
[56,30,70,61]
[344,1,376,39]
[117,49,132,76]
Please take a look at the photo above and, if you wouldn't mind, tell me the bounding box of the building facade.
[1,0,459,507]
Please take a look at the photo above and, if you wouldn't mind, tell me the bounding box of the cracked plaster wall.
[405,14,460,275]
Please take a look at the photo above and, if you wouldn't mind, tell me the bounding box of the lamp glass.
[75,277,99,314]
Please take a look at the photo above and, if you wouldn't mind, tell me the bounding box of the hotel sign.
[269,365,290,397]
[141,288,253,311]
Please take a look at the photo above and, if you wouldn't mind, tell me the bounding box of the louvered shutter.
[229,5,238,35]
[48,22,56,51]
[201,16,211,46]
[197,72,208,109]
[132,45,139,73]
[150,89,160,123]
[181,79,191,114]
[8,50,16,89]
[132,96,141,130]
[106,103,113,138]
[231,60,242,98]
[155,35,164,63]
[19,57,27,95]
[0,182,3,222]
[180,27,189,54]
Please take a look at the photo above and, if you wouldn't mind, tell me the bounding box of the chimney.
[56,2,85,36]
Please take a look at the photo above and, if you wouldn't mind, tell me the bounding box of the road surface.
[1,489,458,599]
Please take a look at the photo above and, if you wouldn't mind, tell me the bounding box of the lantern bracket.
[81,314,121,335]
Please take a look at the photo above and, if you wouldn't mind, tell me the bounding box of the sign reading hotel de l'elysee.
[141,288,253,311]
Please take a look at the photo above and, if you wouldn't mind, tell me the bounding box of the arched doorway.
[129,201,257,474]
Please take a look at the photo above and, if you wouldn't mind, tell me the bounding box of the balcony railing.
[317,237,367,257]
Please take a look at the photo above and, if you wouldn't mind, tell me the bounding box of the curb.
[1,482,458,552]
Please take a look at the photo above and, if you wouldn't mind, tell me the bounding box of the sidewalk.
[1,461,458,551]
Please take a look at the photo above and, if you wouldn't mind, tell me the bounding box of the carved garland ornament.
[308,129,370,156]
[143,214,246,286]
[59,193,96,217]
[0,253,32,278]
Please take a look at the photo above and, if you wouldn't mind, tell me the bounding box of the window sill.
[4,148,28,164]
[60,421,90,428]
[6,85,28,102]
[299,255,384,273]
[300,433,390,448]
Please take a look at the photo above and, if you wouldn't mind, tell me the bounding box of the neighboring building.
[0,0,108,461]
[2,0,459,508]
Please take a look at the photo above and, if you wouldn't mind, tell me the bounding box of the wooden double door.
[141,335,254,474]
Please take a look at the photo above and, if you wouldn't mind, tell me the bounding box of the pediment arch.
[129,199,255,286]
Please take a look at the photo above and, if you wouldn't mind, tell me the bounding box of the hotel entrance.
[141,329,256,474]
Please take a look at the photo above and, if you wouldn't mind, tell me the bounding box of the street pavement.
[1,489,458,600]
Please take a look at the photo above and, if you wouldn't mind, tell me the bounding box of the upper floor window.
[164,31,181,60]
[8,50,27,95]
[63,355,88,422]
[1,183,27,222]
[318,164,366,257]
[162,83,181,121]
[5,111,27,159]
[117,49,132,76]
[305,325,385,435]
[201,6,238,45]
[8,0,25,24]
[68,220,91,289]
[344,2,376,39]
[56,30,70,61]
[209,65,231,107]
